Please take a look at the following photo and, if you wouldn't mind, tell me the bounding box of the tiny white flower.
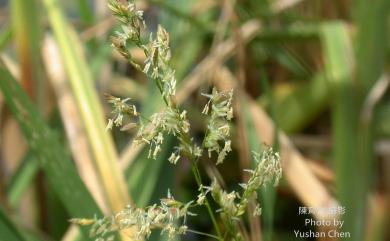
[253,204,262,217]
[168,152,180,165]
[153,145,161,159]
[106,119,114,131]
[196,193,206,205]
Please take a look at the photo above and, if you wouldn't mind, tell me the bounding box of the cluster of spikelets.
[72,1,283,241]
[72,191,194,241]
[72,148,282,241]
[109,0,176,106]
[134,107,192,160]
[105,89,233,164]
[197,148,282,223]
[105,0,234,166]
[105,94,138,131]
[202,88,234,164]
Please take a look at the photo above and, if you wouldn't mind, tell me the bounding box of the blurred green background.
[0,0,389,241]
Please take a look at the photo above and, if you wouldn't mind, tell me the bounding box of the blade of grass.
[126,136,175,206]
[271,73,330,133]
[6,155,39,208]
[262,43,313,79]
[76,0,94,26]
[0,25,12,51]
[0,53,20,79]
[0,63,101,240]
[42,35,108,213]
[254,24,318,41]
[11,0,43,102]
[323,0,390,240]
[0,208,29,241]
[377,103,390,137]
[8,3,44,226]
[45,181,69,240]
[150,0,213,34]
[351,0,388,238]
[321,21,362,239]
[124,77,171,206]
[41,0,130,212]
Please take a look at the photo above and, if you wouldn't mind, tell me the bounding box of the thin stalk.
[189,162,223,240]
[186,229,220,240]
[155,76,169,106]
[176,130,222,238]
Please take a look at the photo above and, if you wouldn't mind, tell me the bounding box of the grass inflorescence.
[72,1,283,240]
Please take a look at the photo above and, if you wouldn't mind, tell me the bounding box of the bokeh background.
[0,0,389,241]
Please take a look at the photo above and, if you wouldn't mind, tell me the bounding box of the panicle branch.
[202,88,234,164]
[199,148,282,226]
[72,191,194,241]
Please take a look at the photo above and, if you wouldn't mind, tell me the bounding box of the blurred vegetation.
[0,0,389,241]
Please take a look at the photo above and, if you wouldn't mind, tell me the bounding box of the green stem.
[187,229,220,240]
[155,76,169,106]
[139,114,152,123]
[190,160,223,240]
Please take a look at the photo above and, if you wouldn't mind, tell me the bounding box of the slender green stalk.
[186,228,220,240]
[189,161,223,240]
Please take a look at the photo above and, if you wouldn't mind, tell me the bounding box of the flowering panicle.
[236,148,282,215]
[209,181,240,220]
[108,0,145,70]
[79,2,286,241]
[104,94,191,164]
[108,0,144,28]
[200,148,282,220]
[105,94,138,131]
[134,107,190,160]
[109,0,177,107]
[70,216,116,241]
[202,88,234,164]
[143,26,177,104]
[108,0,191,165]
[72,192,194,241]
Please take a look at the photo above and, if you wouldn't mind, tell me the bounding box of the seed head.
[203,88,234,164]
